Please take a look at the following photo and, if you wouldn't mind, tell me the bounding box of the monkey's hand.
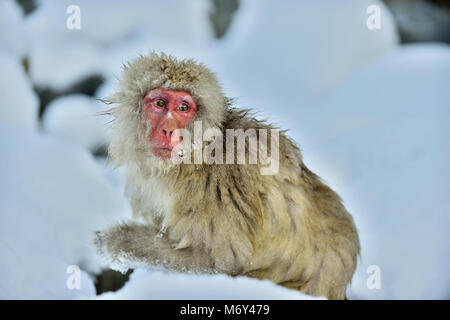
[94,223,160,273]
[94,222,214,274]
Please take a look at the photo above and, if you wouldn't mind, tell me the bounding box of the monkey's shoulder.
[224,107,303,168]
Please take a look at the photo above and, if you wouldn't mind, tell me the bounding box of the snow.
[27,38,105,91]
[0,125,131,298]
[0,0,28,59]
[95,157,127,193]
[42,94,112,151]
[217,0,399,127]
[98,269,323,300]
[95,0,217,93]
[0,53,39,130]
[25,0,213,90]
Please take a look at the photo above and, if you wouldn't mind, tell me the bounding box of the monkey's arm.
[94,222,223,274]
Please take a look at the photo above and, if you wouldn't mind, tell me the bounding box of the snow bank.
[27,0,209,47]
[25,0,213,90]
[0,0,28,59]
[42,94,112,151]
[218,0,399,128]
[98,269,322,300]
[0,125,131,299]
[0,53,39,130]
[295,44,450,299]
[27,38,104,91]
[97,0,216,86]
[25,0,126,90]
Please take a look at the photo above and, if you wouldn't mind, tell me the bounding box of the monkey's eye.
[178,103,189,112]
[154,99,166,108]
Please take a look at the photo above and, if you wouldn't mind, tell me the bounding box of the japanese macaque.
[95,53,360,300]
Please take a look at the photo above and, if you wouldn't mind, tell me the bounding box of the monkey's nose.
[162,129,174,137]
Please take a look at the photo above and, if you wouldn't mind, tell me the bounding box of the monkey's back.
[223,109,360,299]
[153,108,360,299]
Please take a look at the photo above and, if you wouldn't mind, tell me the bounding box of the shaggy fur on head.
[106,52,228,175]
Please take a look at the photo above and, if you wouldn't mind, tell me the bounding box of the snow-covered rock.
[97,0,216,81]
[295,44,450,299]
[0,53,39,130]
[25,0,214,90]
[0,0,28,59]
[0,125,131,299]
[27,38,104,91]
[98,269,323,300]
[386,0,450,43]
[42,94,112,151]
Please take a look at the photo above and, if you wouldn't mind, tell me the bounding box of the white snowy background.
[0,0,449,299]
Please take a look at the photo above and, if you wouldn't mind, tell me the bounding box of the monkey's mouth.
[151,146,174,159]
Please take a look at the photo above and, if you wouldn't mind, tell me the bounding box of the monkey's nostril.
[162,129,174,137]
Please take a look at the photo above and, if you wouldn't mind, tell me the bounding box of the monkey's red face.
[143,88,197,159]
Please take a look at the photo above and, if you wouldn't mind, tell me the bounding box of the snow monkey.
[95,53,360,300]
